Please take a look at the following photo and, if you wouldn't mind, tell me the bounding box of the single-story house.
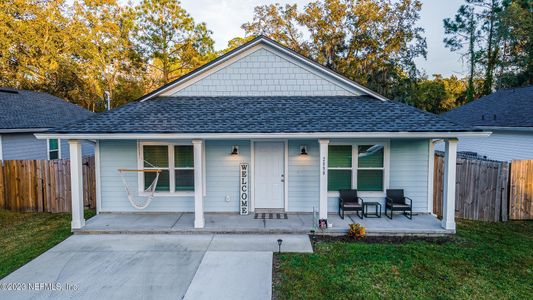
[36,36,489,232]
[0,88,94,160]
[439,86,533,161]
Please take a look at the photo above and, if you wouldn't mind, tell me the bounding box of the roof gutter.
[35,131,492,140]
[0,128,51,134]
[475,126,533,132]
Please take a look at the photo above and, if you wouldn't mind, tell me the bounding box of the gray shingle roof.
[443,86,533,128]
[0,88,94,131]
[50,96,470,134]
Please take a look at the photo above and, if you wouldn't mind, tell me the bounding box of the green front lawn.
[0,209,95,279]
[274,220,533,299]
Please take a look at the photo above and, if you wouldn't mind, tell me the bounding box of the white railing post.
[319,139,329,221]
[193,140,204,228]
[69,140,85,230]
[442,139,457,231]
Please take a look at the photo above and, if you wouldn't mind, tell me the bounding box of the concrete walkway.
[0,234,312,300]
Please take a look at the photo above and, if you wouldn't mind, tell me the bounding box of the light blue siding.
[327,139,429,213]
[60,139,94,159]
[389,139,429,212]
[99,140,251,212]
[288,140,319,212]
[1,133,48,160]
[173,48,356,97]
[99,140,194,212]
[98,139,430,213]
[0,133,93,160]
[435,130,533,161]
[204,140,251,212]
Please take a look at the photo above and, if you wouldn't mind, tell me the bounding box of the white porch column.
[192,140,204,228]
[319,139,329,220]
[442,139,457,231]
[69,140,85,230]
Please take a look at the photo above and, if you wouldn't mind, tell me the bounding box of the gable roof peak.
[138,35,389,102]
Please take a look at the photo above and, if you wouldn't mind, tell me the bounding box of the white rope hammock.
[118,166,161,210]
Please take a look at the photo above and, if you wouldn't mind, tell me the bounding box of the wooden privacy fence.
[509,160,533,220]
[434,153,533,221]
[433,153,510,222]
[0,157,96,212]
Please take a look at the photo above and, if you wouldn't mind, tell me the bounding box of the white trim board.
[95,140,102,214]
[139,36,388,101]
[427,140,435,214]
[36,131,492,140]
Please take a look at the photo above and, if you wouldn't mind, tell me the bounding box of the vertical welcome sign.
[240,162,249,215]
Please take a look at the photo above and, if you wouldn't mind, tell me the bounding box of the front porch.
[75,212,452,236]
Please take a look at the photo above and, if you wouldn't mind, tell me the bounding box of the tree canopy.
[0,0,530,113]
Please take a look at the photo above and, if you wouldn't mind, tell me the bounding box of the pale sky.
[180,0,466,77]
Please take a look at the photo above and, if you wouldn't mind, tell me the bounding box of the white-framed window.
[47,139,60,160]
[328,141,389,195]
[139,142,195,194]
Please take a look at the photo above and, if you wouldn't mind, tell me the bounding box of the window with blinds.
[174,146,194,191]
[328,145,352,191]
[142,144,194,193]
[357,145,384,191]
[327,144,386,192]
[143,145,170,192]
[48,139,59,160]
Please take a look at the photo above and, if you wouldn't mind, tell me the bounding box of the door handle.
[281,174,285,182]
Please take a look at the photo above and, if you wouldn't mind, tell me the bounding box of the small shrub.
[348,223,366,240]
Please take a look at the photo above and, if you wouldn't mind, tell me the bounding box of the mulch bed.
[310,234,452,244]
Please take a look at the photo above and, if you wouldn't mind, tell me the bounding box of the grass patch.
[274,220,533,299]
[0,209,95,279]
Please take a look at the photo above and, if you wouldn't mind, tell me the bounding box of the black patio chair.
[338,189,364,219]
[385,189,412,219]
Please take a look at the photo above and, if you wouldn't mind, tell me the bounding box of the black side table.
[363,202,382,218]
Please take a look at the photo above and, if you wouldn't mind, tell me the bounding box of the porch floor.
[76,212,452,236]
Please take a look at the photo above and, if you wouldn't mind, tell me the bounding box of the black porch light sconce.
[231,145,239,156]
[277,238,283,253]
[299,145,308,156]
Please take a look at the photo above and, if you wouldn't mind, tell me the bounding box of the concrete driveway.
[0,234,312,300]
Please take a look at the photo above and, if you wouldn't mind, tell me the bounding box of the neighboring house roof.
[138,35,389,101]
[443,86,533,129]
[0,88,94,133]
[50,96,470,134]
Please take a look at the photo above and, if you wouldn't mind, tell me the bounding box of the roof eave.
[474,126,533,132]
[35,131,491,140]
[0,128,51,134]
